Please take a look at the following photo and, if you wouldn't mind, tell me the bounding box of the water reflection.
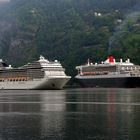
[0,88,139,140]
[0,90,68,140]
[65,88,140,140]
[0,90,42,139]
[40,91,66,139]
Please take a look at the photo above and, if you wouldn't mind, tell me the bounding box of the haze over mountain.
[0,0,140,76]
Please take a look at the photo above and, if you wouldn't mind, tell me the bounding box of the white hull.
[0,76,70,90]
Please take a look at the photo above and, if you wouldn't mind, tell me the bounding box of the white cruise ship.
[0,56,71,89]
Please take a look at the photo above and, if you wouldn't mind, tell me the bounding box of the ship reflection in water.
[0,88,139,139]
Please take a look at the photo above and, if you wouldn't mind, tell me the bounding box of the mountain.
[0,0,140,77]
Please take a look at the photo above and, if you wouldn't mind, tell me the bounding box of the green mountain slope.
[0,0,140,77]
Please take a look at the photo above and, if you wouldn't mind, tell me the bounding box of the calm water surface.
[0,88,140,140]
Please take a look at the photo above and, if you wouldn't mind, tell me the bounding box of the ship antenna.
[87,58,90,65]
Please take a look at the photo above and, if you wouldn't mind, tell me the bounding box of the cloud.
[0,0,10,2]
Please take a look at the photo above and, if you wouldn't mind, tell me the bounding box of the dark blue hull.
[76,77,140,88]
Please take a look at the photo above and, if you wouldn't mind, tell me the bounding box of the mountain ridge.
[0,0,140,77]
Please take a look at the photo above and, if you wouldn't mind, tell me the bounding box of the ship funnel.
[126,59,130,63]
[120,59,123,63]
[127,59,130,63]
[105,56,115,64]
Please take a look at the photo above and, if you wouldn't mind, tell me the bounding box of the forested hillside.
[0,0,140,77]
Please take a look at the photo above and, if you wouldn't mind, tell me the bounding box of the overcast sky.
[0,0,10,2]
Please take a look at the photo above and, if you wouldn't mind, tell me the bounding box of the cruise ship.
[0,56,71,89]
[75,56,140,88]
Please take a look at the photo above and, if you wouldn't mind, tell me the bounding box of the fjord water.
[0,88,140,140]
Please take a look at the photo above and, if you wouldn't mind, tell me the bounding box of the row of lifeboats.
[0,77,30,82]
[82,71,108,76]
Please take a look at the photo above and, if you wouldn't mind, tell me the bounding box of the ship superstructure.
[75,56,140,88]
[0,56,71,89]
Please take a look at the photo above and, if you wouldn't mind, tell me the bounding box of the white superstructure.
[0,56,71,89]
[76,56,140,78]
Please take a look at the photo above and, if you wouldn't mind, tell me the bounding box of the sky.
[0,0,10,2]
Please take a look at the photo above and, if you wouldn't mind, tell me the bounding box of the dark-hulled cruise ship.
[0,56,71,89]
[75,56,140,88]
